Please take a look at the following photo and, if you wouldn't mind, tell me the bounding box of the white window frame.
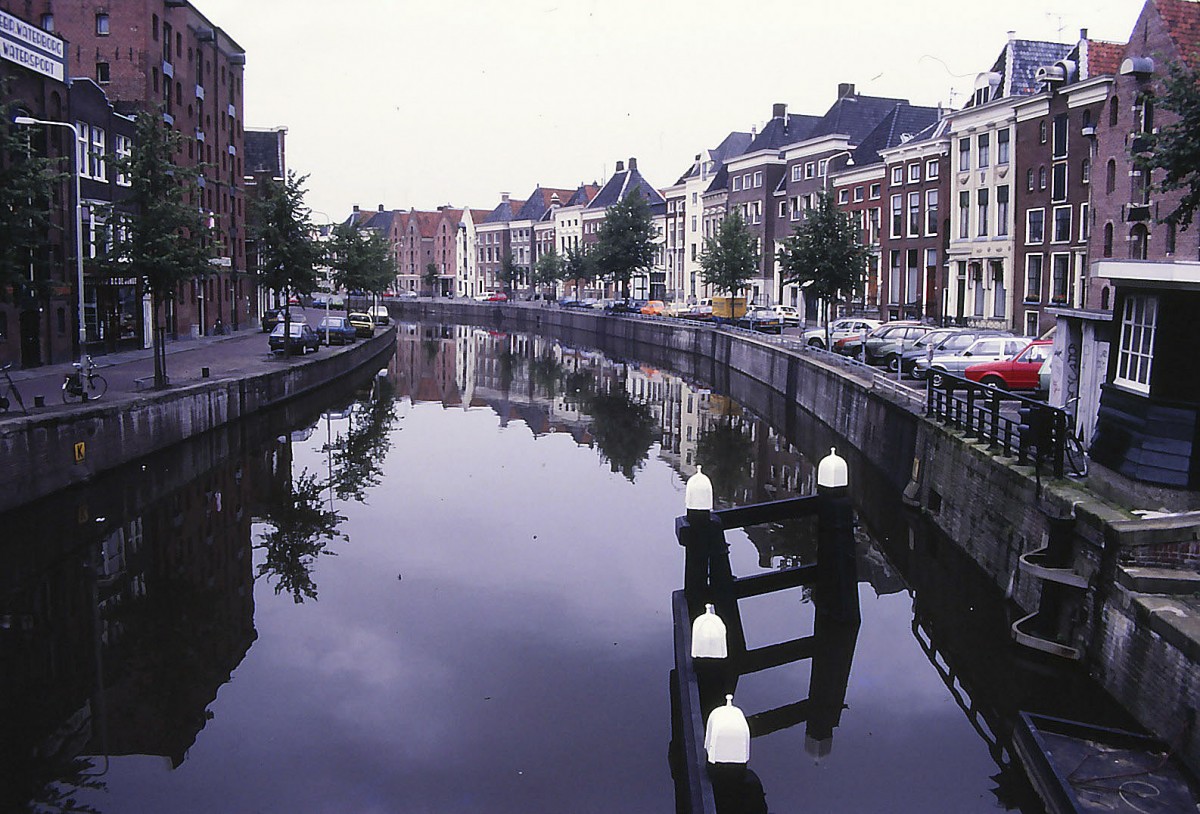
[869,183,881,200]
[926,159,940,179]
[925,189,938,236]
[791,164,802,183]
[1115,294,1156,393]
[1079,202,1090,241]
[1026,208,1045,245]
[907,191,921,237]
[1052,205,1072,243]
[908,163,921,183]
[838,189,850,204]
[853,186,864,202]
[732,175,742,191]
[891,165,904,185]
[890,194,903,238]
[753,170,762,188]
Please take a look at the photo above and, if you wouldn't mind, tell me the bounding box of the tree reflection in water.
[256,469,346,603]
[330,380,397,504]
[585,386,657,482]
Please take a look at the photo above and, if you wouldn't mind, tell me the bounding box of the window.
[789,196,800,220]
[96,13,109,35]
[751,201,761,224]
[1081,158,1091,184]
[1038,166,1047,190]
[927,159,940,179]
[115,134,132,186]
[1051,254,1071,303]
[869,183,881,200]
[908,163,921,183]
[992,261,1006,318]
[791,164,802,183]
[1129,224,1149,260]
[838,189,850,204]
[1051,164,1067,202]
[891,165,904,185]
[1039,121,1047,144]
[40,13,53,31]
[732,175,742,192]
[742,173,750,189]
[891,194,903,238]
[978,133,990,168]
[76,122,89,178]
[977,188,989,236]
[1052,206,1071,242]
[996,186,1009,236]
[1106,159,1116,194]
[96,62,110,84]
[958,138,970,171]
[753,171,762,188]
[691,215,697,232]
[973,263,985,316]
[907,249,921,303]
[1109,96,1120,127]
[853,186,864,202]
[778,200,788,219]
[817,159,828,176]
[1026,168,1035,192]
[888,252,901,304]
[908,191,921,236]
[926,189,938,235]
[997,128,1010,165]
[804,162,815,179]
[1027,209,1045,244]
[1166,219,1177,254]
[958,191,970,238]
[1115,294,1156,393]
[1052,113,1069,158]
[1025,255,1043,301]
[1103,222,1114,257]
[1079,203,1090,241]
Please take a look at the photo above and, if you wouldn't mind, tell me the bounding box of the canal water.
[1,320,1135,813]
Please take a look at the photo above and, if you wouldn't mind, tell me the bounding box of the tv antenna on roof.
[1046,11,1068,42]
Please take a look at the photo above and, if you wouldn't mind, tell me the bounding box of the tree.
[106,110,212,387]
[595,190,657,299]
[0,83,67,316]
[422,262,440,297]
[699,209,759,297]
[1139,62,1200,230]
[248,172,324,355]
[587,385,657,481]
[328,222,394,298]
[776,192,871,343]
[532,248,565,299]
[563,244,595,299]
[256,468,346,603]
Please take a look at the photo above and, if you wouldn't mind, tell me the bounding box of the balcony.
[1125,203,1152,222]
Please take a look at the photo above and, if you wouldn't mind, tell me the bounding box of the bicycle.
[0,363,28,414]
[1062,397,1088,478]
[62,355,108,403]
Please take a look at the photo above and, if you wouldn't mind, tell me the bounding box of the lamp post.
[822,149,856,321]
[15,116,87,357]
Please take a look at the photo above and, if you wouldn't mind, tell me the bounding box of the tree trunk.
[152,290,168,389]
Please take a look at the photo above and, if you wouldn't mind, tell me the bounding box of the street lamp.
[823,149,855,194]
[14,116,87,356]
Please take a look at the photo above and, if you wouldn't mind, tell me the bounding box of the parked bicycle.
[0,363,28,414]
[1062,397,1089,478]
[63,355,107,402]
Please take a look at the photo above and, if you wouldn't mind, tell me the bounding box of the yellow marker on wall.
[74,441,86,462]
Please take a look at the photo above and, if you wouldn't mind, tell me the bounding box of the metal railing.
[926,371,1068,477]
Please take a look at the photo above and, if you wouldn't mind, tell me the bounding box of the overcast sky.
[194,0,1142,223]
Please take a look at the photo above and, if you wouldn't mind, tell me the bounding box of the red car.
[486,292,507,302]
[964,339,1053,390]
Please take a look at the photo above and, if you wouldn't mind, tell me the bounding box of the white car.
[915,336,1032,387]
[802,318,881,349]
[771,304,802,325]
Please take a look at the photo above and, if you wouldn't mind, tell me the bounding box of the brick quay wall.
[396,300,1200,773]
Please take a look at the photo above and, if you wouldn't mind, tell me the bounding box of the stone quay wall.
[0,327,396,514]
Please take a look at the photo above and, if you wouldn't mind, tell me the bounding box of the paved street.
[1,308,348,418]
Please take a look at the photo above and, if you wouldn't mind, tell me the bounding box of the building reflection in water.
[0,371,392,811]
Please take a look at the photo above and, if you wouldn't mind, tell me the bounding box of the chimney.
[1080,27,1088,40]
[837,83,855,99]
[772,102,787,120]
[1007,30,1016,42]
[615,160,625,173]
[378,204,384,212]
[628,157,638,172]
[501,192,509,202]
[352,205,359,213]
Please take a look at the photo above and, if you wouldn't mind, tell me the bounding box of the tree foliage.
[594,190,657,297]
[532,247,565,296]
[498,253,519,293]
[106,110,213,386]
[1140,61,1200,230]
[422,261,440,296]
[256,468,346,603]
[328,222,394,296]
[563,245,595,296]
[249,172,324,300]
[700,209,759,296]
[0,83,67,306]
[587,385,658,481]
[776,192,870,303]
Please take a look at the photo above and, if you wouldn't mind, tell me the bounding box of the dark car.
[736,307,783,334]
[603,299,643,315]
[315,315,357,345]
[269,322,321,354]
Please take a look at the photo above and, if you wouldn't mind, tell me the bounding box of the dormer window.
[972,72,1001,106]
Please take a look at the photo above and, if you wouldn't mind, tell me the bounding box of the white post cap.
[817,447,848,489]
[704,694,750,764]
[685,465,713,512]
[691,603,728,659]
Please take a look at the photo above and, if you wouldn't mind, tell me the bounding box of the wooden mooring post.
[670,452,862,814]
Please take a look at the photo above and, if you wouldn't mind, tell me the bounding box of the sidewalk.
[2,312,336,415]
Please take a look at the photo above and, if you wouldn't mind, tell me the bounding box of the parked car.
[562,298,596,309]
[904,329,1011,379]
[604,299,643,315]
[641,300,667,316]
[915,335,1032,387]
[802,318,881,349]
[397,289,419,299]
[315,315,357,345]
[737,307,783,333]
[770,304,802,326]
[261,308,306,333]
[348,312,376,337]
[473,291,507,302]
[369,305,390,326]
[964,339,1054,391]
[834,321,931,367]
[687,299,714,320]
[269,321,321,354]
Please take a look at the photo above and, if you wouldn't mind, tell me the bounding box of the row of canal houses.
[365,0,1200,491]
